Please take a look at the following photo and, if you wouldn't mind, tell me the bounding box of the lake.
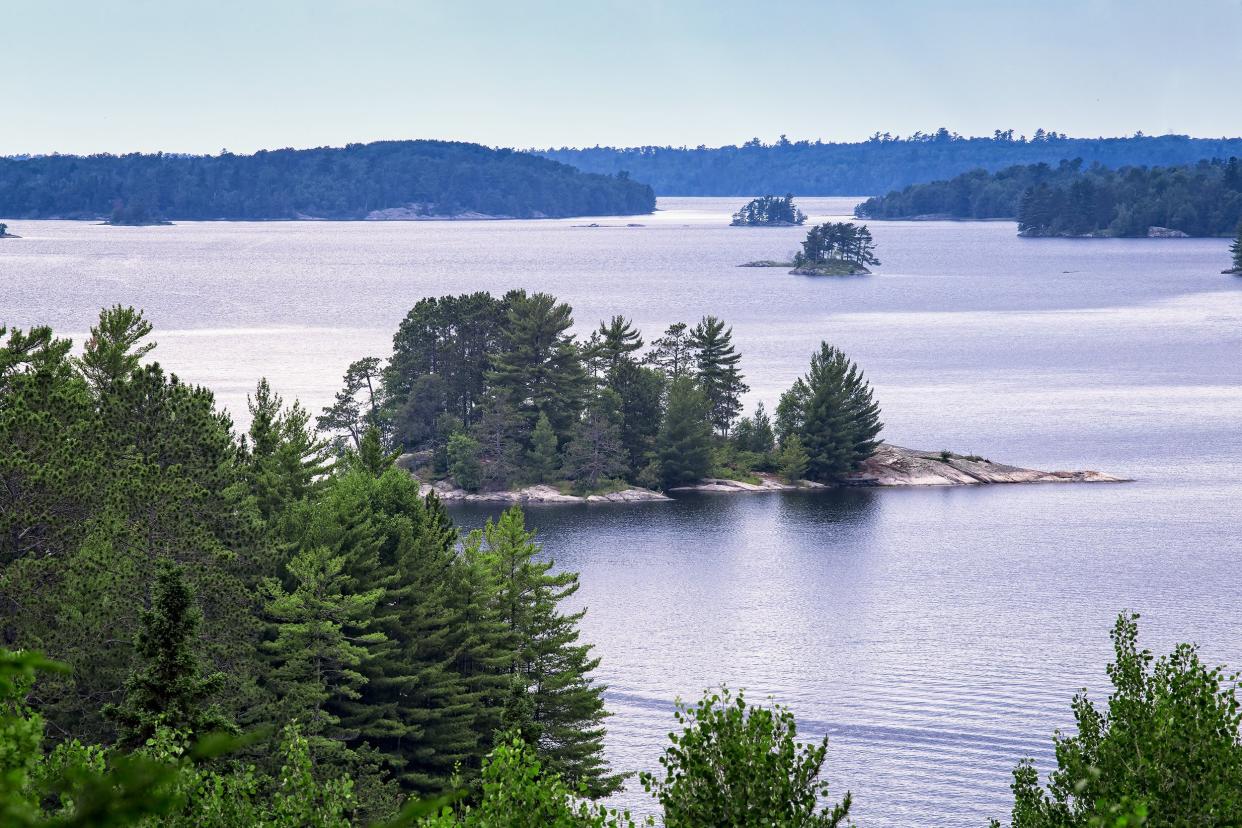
[3,198,1240,825]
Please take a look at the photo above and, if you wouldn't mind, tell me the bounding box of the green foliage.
[470,393,524,491]
[656,377,714,489]
[1231,220,1242,271]
[690,316,748,435]
[794,222,879,267]
[467,508,619,796]
[731,194,806,226]
[777,343,883,481]
[593,316,644,381]
[643,322,695,379]
[423,736,638,828]
[996,613,1242,828]
[488,291,588,441]
[857,156,1242,238]
[76,305,155,394]
[640,687,851,828]
[105,559,235,749]
[776,435,809,483]
[446,434,483,492]
[563,393,628,493]
[318,357,386,452]
[527,412,561,483]
[0,140,655,220]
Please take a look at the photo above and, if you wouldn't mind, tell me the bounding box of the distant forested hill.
[0,140,656,220]
[855,157,1242,238]
[538,130,1242,196]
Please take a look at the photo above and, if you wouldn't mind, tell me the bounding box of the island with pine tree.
[317,290,1124,503]
[741,221,880,276]
[730,194,806,226]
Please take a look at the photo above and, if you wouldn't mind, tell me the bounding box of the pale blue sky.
[3,0,1241,155]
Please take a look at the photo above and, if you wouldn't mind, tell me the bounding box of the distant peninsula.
[855,157,1242,238]
[0,139,656,221]
[0,222,19,238]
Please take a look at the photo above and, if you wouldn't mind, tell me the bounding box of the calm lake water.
[3,199,1240,825]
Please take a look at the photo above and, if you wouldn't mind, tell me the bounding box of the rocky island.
[730,194,806,226]
[0,223,20,238]
[742,221,878,276]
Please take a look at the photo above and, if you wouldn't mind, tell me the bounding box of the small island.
[0,222,20,238]
[731,194,806,226]
[317,290,1119,505]
[742,221,879,275]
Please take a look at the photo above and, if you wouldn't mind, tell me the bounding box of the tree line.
[0,140,656,221]
[538,130,1242,196]
[320,292,884,495]
[855,157,1242,238]
[793,222,880,268]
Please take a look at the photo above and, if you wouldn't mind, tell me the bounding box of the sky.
[3,0,1242,155]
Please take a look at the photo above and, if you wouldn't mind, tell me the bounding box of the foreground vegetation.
[539,130,1242,196]
[855,157,1242,238]
[322,292,883,495]
[0,140,656,221]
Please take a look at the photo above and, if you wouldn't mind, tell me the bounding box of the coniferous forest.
[539,131,1242,196]
[5,308,1242,825]
[0,140,656,221]
[855,157,1242,237]
[320,291,883,495]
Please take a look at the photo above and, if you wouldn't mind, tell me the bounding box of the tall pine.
[691,316,748,435]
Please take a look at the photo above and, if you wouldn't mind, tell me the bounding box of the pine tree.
[609,361,665,475]
[476,508,619,796]
[644,322,695,379]
[261,545,385,766]
[245,378,332,524]
[527,412,560,483]
[1230,220,1242,273]
[562,391,628,492]
[594,315,643,380]
[106,559,234,748]
[76,305,155,395]
[317,356,385,451]
[778,343,883,482]
[777,435,809,483]
[470,392,524,490]
[691,316,748,435]
[750,402,776,454]
[656,376,714,489]
[488,291,587,440]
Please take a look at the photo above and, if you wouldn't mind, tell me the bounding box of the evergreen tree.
[750,402,776,454]
[778,343,883,481]
[1231,219,1242,272]
[447,433,483,492]
[488,291,587,440]
[562,392,627,492]
[261,545,385,766]
[527,412,561,483]
[476,508,619,796]
[609,361,665,476]
[317,356,385,452]
[656,377,714,489]
[76,305,155,395]
[777,434,809,483]
[594,316,643,380]
[644,322,695,378]
[244,378,331,525]
[106,559,234,748]
[470,392,524,490]
[690,316,748,435]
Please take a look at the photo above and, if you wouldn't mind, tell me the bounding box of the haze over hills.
[538,130,1242,196]
[0,139,656,221]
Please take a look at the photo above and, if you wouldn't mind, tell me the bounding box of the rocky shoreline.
[408,445,1126,505]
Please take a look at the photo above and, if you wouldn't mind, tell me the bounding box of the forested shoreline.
[0,140,656,221]
[320,291,882,497]
[855,157,1242,238]
[539,130,1242,195]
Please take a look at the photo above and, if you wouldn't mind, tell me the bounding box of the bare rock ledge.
[408,445,1127,504]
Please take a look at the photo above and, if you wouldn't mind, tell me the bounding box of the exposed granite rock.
[840,445,1128,487]
[416,479,670,504]
[668,475,825,493]
[1146,226,1190,238]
